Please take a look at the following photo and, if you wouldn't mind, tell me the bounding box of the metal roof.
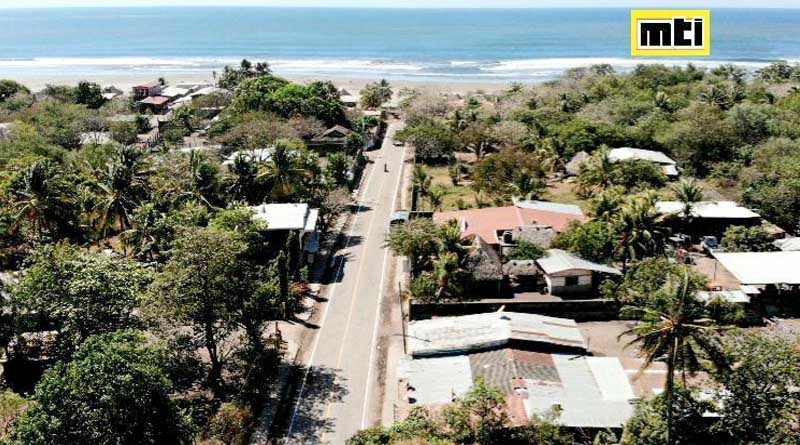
[513,200,584,216]
[608,147,676,165]
[713,252,800,285]
[656,201,760,219]
[536,249,621,276]
[250,203,319,232]
[407,312,586,357]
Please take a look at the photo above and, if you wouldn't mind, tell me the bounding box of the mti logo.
[631,10,711,57]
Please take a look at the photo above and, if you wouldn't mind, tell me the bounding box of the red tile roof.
[139,96,170,106]
[433,206,586,244]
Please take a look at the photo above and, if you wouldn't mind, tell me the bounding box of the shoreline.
[8,73,514,95]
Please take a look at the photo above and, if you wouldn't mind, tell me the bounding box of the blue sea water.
[0,7,799,82]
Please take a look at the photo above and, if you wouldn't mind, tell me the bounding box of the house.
[137,95,171,113]
[400,312,664,429]
[565,151,590,176]
[433,204,586,255]
[656,201,779,238]
[311,125,354,148]
[222,148,273,168]
[608,147,679,178]
[710,251,800,297]
[102,86,123,101]
[249,203,321,261]
[536,249,621,296]
[131,80,162,100]
[160,86,192,100]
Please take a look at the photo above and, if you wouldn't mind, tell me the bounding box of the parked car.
[389,210,410,226]
[701,236,724,255]
[392,139,403,146]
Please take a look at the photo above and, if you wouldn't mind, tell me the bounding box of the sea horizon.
[1,7,799,83]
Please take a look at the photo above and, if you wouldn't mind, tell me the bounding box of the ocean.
[0,7,799,82]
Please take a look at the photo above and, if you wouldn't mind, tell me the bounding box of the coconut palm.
[433,251,460,299]
[226,153,261,204]
[620,271,724,445]
[508,169,545,201]
[10,160,73,240]
[616,192,663,272]
[94,146,149,236]
[575,147,616,197]
[671,178,705,221]
[258,141,311,202]
[411,166,431,211]
[427,185,447,211]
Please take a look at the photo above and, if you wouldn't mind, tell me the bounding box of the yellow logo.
[631,9,711,57]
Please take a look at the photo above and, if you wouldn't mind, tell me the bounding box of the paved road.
[286,122,406,444]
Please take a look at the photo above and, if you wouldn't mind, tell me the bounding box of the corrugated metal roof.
[775,237,800,251]
[514,200,584,216]
[536,249,621,276]
[250,203,318,232]
[656,201,760,219]
[713,251,800,285]
[408,312,586,357]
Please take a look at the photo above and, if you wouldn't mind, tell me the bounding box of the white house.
[536,249,621,295]
[608,147,679,178]
[249,203,321,259]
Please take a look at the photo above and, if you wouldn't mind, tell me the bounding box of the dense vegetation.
[0,60,371,443]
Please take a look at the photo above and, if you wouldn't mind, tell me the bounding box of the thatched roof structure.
[503,260,539,277]
[511,225,557,248]
[464,235,504,282]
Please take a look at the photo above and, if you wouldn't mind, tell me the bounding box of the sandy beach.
[8,72,514,96]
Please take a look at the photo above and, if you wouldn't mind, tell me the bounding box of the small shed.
[536,249,621,296]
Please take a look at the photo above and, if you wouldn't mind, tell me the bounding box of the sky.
[0,0,798,8]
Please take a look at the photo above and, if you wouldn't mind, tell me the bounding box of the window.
[565,276,579,286]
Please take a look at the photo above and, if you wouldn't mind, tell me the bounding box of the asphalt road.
[286,121,406,445]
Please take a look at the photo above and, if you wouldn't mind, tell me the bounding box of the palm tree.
[508,169,545,201]
[10,160,63,240]
[258,142,311,203]
[575,147,616,197]
[671,178,705,221]
[94,146,148,236]
[411,166,431,211]
[427,185,447,211]
[616,192,663,272]
[620,271,724,445]
[437,219,470,260]
[226,153,260,203]
[433,251,460,299]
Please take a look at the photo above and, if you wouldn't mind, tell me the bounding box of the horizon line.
[2,5,800,9]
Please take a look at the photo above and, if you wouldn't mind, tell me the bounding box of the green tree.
[396,119,457,161]
[109,120,139,145]
[217,59,271,90]
[712,332,800,444]
[670,179,705,220]
[553,220,619,264]
[720,224,777,252]
[74,81,105,109]
[0,391,26,440]
[7,159,79,241]
[360,80,392,109]
[326,151,351,187]
[208,403,254,445]
[93,145,149,235]
[471,149,545,202]
[507,240,547,261]
[11,243,150,356]
[621,387,716,445]
[385,218,439,277]
[0,79,29,102]
[5,330,192,445]
[620,271,724,445]
[616,192,663,272]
